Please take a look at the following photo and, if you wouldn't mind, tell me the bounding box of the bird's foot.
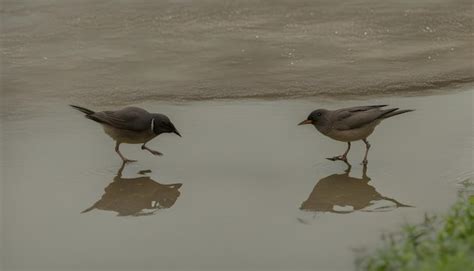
[141,145,163,156]
[138,169,152,175]
[361,159,368,165]
[326,155,348,162]
[149,150,163,156]
[123,159,137,163]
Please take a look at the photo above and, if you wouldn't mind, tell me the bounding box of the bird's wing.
[340,105,388,113]
[87,107,152,131]
[332,106,389,130]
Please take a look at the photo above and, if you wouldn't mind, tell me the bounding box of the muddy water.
[1,89,472,270]
[1,1,473,269]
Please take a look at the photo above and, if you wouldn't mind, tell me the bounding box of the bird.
[298,105,413,164]
[70,105,181,163]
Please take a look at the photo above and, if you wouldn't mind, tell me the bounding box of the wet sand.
[1,0,473,113]
[1,89,472,271]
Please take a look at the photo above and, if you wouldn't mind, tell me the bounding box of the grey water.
[1,1,473,270]
[1,90,473,270]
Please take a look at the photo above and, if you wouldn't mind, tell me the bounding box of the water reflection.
[82,163,183,216]
[301,163,411,214]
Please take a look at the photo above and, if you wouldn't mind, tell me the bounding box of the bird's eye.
[316,112,322,117]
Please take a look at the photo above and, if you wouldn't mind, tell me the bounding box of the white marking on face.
[150,118,155,132]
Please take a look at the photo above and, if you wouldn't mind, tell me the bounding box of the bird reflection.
[82,163,183,216]
[300,162,411,214]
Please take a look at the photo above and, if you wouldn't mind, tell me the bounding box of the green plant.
[357,197,474,271]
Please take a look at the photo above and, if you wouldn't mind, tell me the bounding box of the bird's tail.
[70,105,95,115]
[81,204,96,214]
[381,108,415,119]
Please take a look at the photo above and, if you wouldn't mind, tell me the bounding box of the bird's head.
[152,114,181,137]
[298,109,329,126]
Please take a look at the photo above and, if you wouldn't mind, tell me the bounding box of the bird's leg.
[327,142,351,162]
[362,163,369,180]
[115,142,136,163]
[343,160,352,174]
[362,139,371,165]
[116,161,126,178]
[341,142,351,160]
[141,143,163,156]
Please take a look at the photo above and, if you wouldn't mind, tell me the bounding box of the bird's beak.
[173,129,182,137]
[298,120,313,126]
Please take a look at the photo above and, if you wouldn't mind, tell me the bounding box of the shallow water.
[1,0,473,114]
[1,89,472,271]
[1,1,473,269]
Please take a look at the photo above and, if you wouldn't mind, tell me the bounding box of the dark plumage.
[71,105,181,162]
[299,105,414,164]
